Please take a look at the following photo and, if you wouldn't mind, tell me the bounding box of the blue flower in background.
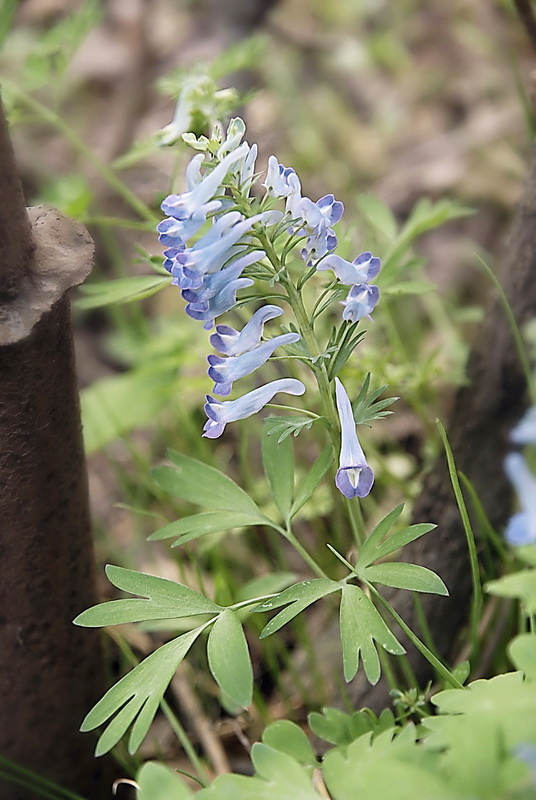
[341,283,380,323]
[263,156,296,198]
[504,453,536,546]
[334,378,374,499]
[203,378,306,438]
[210,305,284,356]
[208,332,300,395]
[510,406,536,445]
[318,251,381,286]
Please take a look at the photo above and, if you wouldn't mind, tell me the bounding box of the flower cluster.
[157,119,379,498]
[504,406,536,546]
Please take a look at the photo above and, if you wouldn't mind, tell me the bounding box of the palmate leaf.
[74,565,221,627]
[81,627,203,756]
[153,450,263,517]
[207,610,253,709]
[339,585,405,684]
[263,415,316,443]
[486,570,536,614]
[255,579,342,638]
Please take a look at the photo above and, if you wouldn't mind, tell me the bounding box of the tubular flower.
[504,453,536,546]
[317,251,381,286]
[203,379,306,438]
[263,156,297,198]
[185,277,254,330]
[180,251,264,306]
[341,284,380,323]
[209,305,284,356]
[208,332,300,395]
[334,378,374,499]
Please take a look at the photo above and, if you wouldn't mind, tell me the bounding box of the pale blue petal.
[504,453,536,545]
[341,284,380,322]
[318,252,381,285]
[510,407,536,445]
[209,305,284,355]
[335,378,374,499]
[203,378,305,438]
[208,332,300,395]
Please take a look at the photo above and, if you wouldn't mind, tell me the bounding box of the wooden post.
[0,97,114,798]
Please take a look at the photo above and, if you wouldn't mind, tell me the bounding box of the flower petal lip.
[317,252,381,285]
[207,332,301,395]
[510,406,536,445]
[209,305,284,356]
[504,453,536,545]
[202,378,306,438]
[341,284,380,323]
[335,378,374,499]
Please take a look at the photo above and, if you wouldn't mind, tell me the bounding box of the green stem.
[276,522,329,579]
[160,700,210,786]
[437,420,483,662]
[367,583,464,689]
[475,253,536,403]
[0,756,86,800]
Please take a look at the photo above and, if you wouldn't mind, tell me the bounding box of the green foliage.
[351,373,398,426]
[262,420,295,519]
[207,609,253,710]
[136,762,194,800]
[339,585,405,683]
[289,445,334,518]
[75,275,171,309]
[262,415,317,442]
[255,580,342,638]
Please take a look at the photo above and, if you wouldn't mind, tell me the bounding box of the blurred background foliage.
[1,0,534,775]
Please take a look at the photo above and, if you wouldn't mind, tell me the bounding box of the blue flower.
[185,277,254,330]
[341,283,380,323]
[208,332,300,395]
[203,378,306,438]
[263,156,297,198]
[317,251,381,285]
[504,453,536,546]
[161,144,249,223]
[510,406,536,445]
[209,305,284,355]
[334,378,374,499]
[180,251,264,306]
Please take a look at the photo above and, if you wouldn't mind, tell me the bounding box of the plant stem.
[437,420,483,662]
[367,583,464,689]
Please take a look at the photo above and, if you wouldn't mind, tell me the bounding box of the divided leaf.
[153,450,262,516]
[136,762,193,800]
[207,610,253,709]
[356,505,436,570]
[255,579,342,638]
[74,565,221,627]
[339,585,405,685]
[81,628,203,755]
[76,275,171,309]
[148,511,267,547]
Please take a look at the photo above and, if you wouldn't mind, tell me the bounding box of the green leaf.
[352,375,398,426]
[508,634,536,680]
[137,762,193,799]
[148,511,266,547]
[382,279,436,296]
[357,193,398,241]
[75,275,171,309]
[262,720,317,765]
[362,563,448,595]
[486,570,536,614]
[262,421,295,519]
[81,366,176,454]
[356,505,436,570]
[73,565,221,626]
[81,628,203,755]
[290,446,334,518]
[356,505,404,568]
[153,450,263,516]
[256,580,342,638]
[207,610,253,709]
[339,585,405,684]
[263,415,315,443]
